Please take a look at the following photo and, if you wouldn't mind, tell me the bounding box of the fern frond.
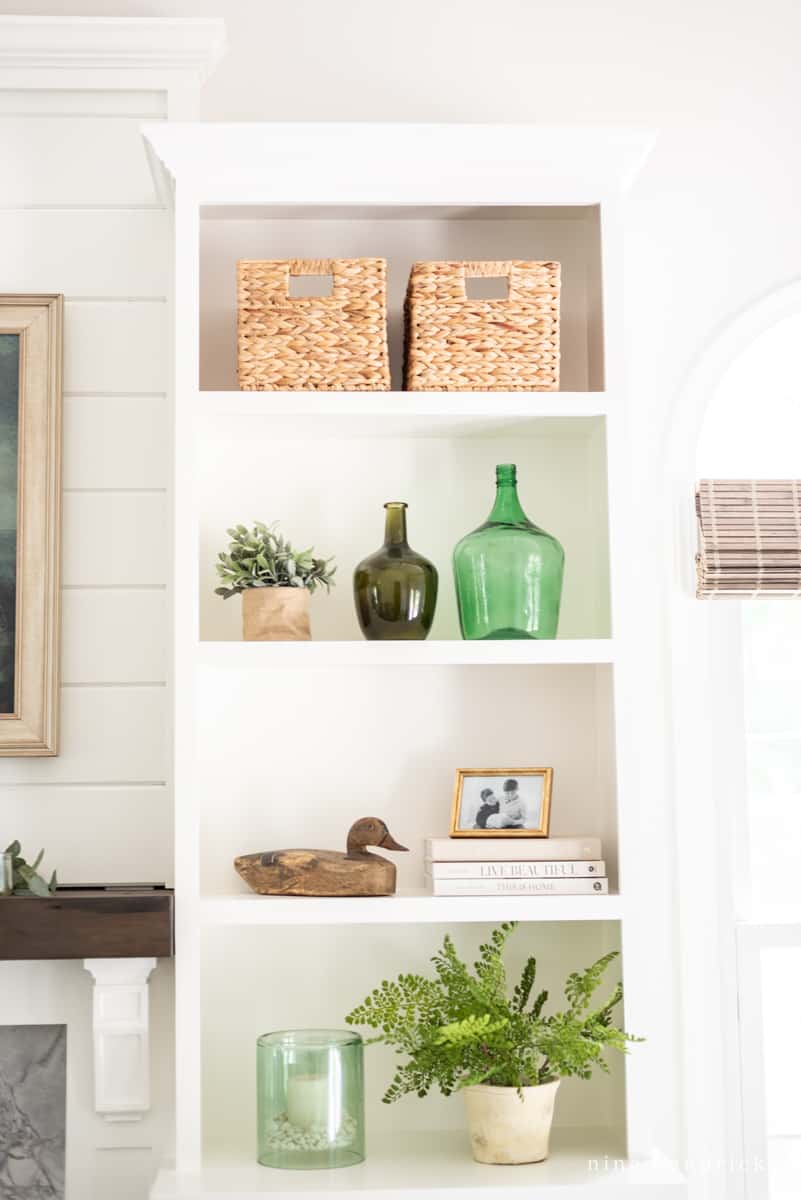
[434,1013,509,1047]
[530,988,549,1019]
[513,956,537,1012]
[564,950,619,1014]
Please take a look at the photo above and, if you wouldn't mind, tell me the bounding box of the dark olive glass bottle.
[353,503,438,640]
[453,464,564,640]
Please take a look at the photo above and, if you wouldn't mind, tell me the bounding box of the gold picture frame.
[450,768,553,838]
[0,295,63,755]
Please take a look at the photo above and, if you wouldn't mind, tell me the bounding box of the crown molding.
[0,16,226,78]
[144,122,657,202]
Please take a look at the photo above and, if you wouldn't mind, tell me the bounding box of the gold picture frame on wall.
[0,295,63,755]
[450,768,553,838]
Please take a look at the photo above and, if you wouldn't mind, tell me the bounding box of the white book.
[425,875,609,897]
[425,836,601,863]
[425,859,606,880]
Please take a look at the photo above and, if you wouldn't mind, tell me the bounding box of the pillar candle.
[287,1074,339,1131]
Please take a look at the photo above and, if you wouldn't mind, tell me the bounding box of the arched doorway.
[669,286,801,1200]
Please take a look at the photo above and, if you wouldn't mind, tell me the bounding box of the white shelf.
[196,391,610,416]
[194,391,610,440]
[151,1129,685,1198]
[197,640,616,669]
[201,890,624,928]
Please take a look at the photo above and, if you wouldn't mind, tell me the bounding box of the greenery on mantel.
[4,841,58,896]
[346,922,640,1101]
[214,522,336,598]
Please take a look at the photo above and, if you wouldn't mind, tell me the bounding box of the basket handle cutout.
[465,275,510,300]
[239,259,385,305]
[288,272,334,298]
[414,261,526,303]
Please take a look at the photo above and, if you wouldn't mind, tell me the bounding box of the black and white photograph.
[450,769,553,838]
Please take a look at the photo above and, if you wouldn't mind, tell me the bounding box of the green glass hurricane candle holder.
[257,1030,365,1169]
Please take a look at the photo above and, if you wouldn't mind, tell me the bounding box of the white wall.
[0,84,171,861]
[2,1,801,1196]
[0,81,173,1198]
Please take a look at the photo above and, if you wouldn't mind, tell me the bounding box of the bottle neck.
[488,468,528,525]
[383,503,408,546]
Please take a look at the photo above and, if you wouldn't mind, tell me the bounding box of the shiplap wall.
[0,85,172,1199]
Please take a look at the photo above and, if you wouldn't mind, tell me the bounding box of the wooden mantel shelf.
[0,887,173,1122]
[0,886,174,960]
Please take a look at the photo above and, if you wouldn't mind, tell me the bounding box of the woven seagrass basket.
[237,258,390,391]
[404,260,561,391]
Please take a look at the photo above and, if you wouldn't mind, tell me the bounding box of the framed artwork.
[0,295,62,755]
[450,768,553,838]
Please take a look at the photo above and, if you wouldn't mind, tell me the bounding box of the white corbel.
[83,957,157,1122]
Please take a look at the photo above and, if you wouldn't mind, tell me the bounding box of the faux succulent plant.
[4,841,57,896]
[215,522,336,598]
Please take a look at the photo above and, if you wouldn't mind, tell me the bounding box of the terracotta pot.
[242,587,311,641]
[462,1079,560,1165]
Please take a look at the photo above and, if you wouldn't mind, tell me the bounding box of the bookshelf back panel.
[197,425,611,643]
[201,921,625,1156]
[199,206,604,392]
[197,663,617,895]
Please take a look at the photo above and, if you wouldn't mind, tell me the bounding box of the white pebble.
[264,1112,358,1154]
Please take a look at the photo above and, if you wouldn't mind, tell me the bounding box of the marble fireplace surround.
[0,1024,66,1200]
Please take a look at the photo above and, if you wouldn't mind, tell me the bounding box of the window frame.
[667,279,801,1200]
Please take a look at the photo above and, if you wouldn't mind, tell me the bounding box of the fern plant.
[345,922,640,1102]
[215,522,336,598]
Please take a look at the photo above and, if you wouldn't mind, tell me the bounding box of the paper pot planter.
[242,587,311,641]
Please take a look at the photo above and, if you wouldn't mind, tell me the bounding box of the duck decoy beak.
[379,830,408,853]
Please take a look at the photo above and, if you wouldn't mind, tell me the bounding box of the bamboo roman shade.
[696,480,801,596]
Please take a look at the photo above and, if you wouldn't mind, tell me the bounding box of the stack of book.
[424,836,607,896]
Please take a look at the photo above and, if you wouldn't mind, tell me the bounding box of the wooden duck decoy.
[234,817,408,897]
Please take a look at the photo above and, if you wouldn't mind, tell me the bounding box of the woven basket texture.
[404,260,561,391]
[237,258,390,391]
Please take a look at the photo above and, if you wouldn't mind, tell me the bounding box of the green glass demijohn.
[453,464,564,640]
[353,502,438,640]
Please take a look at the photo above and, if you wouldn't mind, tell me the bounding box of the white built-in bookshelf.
[143,124,685,1198]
